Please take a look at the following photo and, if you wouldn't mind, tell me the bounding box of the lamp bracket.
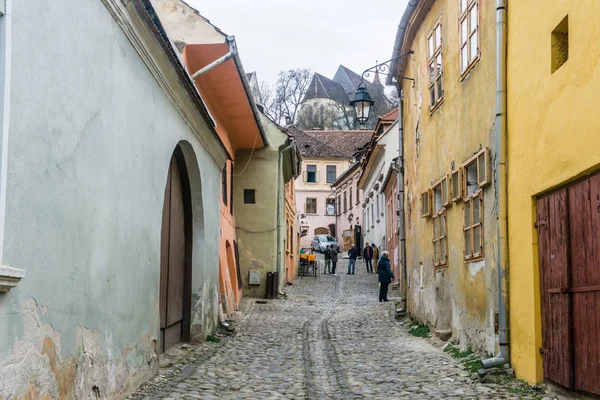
[359,50,414,86]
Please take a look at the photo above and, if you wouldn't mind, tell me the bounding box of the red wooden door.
[537,172,600,395]
[537,188,573,388]
[568,174,600,394]
[160,156,186,353]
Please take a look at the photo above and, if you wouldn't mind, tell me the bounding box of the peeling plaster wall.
[400,0,498,353]
[0,0,222,398]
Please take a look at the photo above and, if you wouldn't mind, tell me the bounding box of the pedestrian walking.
[330,246,338,275]
[363,242,373,273]
[377,251,394,302]
[372,243,380,273]
[347,244,358,275]
[323,245,331,274]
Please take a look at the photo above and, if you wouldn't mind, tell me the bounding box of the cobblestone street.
[130,259,560,400]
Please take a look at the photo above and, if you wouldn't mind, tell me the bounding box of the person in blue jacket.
[347,244,358,275]
[377,251,394,302]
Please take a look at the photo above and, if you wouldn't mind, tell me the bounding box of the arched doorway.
[160,147,192,353]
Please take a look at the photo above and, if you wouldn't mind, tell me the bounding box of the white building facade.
[359,119,399,251]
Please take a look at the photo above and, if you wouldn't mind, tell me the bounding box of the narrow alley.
[129,262,557,400]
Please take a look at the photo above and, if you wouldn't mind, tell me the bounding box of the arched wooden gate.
[160,148,192,353]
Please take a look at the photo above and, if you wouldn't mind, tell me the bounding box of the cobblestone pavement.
[129,257,563,400]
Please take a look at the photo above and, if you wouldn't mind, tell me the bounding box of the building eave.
[131,0,231,161]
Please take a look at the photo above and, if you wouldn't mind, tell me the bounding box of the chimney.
[284,115,292,126]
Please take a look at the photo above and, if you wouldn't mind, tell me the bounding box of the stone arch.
[159,145,194,352]
[172,141,205,340]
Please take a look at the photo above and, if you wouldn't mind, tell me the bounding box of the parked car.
[311,235,340,253]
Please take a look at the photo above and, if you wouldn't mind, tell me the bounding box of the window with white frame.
[428,21,444,108]
[343,191,347,212]
[460,0,479,75]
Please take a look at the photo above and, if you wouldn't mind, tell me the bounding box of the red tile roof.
[304,130,374,158]
[379,108,398,122]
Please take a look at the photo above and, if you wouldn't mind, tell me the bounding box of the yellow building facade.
[508,1,600,390]
[392,0,499,352]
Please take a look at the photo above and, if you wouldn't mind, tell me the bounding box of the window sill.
[464,255,484,263]
[434,263,448,270]
[460,54,481,82]
[305,213,318,216]
[0,266,25,293]
[429,96,445,115]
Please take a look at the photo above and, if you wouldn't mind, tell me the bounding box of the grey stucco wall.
[0,0,222,398]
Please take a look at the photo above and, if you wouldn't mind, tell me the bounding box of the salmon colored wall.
[219,160,241,315]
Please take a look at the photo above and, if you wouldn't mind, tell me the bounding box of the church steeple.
[372,71,383,87]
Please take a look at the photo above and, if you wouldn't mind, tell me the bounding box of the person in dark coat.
[347,244,358,275]
[330,246,338,275]
[377,251,394,302]
[363,242,373,273]
[323,245,331,274]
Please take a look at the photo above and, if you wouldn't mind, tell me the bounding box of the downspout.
[392,89,407,313]
[0,0,12,264]
[482,0,509,371]
[276,140,296,288]
[190,36,236,79]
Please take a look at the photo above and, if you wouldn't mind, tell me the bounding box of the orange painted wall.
[219,160,241,315]
[284,180,297,283]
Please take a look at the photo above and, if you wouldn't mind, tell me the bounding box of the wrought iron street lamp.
[350,51,415,125]
[350,84,374,125]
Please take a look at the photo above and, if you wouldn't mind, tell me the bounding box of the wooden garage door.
[537,172,600,395]
[160,156,186,353]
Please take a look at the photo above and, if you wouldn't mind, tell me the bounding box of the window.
[326,165,337,183]
[460,0,479,76]
[451,167,463,202]
[433,210,448,267]
[222,163,228,205]
[432,175,450,214]
[421,190,432,218]
[305,165,318,183]
[464,191,483,260]
[343,191,347,212]
[349,189,353,209]
[230,162,234,214]
[243,189,255,204]
[428,22,444,109]
[462,147,490,200]
[376,193,380,217]
[337,195,342,216]
[371,204,374,228]
[551,16,569,73]
[356,185,360,204]
[305,198,317,214]
[325,198,336,215]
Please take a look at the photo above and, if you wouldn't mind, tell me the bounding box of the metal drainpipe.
[276,140,296,288]
[392,89,407,313]
[482,0,509,371]
[190,35,237,79]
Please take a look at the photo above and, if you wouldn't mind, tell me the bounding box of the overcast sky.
[186,0,409,86]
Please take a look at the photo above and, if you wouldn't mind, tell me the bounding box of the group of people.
[321,242,394,302]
